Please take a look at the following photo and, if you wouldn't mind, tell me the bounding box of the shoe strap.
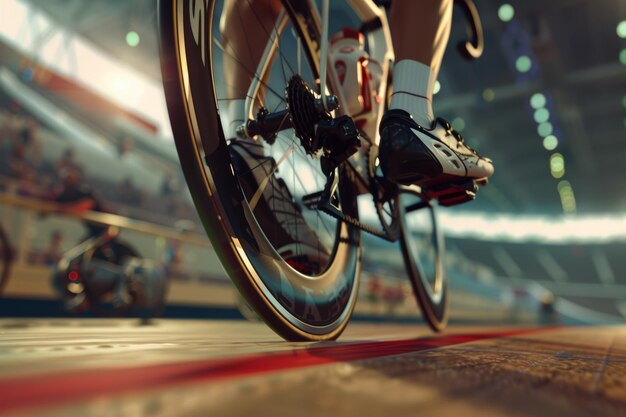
[435,117,478,155]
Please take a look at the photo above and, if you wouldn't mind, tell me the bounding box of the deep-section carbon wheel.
[159,0,361,341]
[398,191,448,331]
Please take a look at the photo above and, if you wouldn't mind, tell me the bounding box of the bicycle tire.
[159,0,361,341]
[398,192,448,331]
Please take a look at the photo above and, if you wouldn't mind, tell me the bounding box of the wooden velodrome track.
[0,319,624,417]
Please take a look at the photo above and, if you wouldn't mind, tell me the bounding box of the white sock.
[390,60,435,128]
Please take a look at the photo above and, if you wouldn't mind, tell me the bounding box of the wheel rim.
[399,191,447,322]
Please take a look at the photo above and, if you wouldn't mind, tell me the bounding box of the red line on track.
[0,328,544,414]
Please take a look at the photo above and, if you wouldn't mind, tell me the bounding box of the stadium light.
[126,31,140,47]
[530,93,546,109]
[550,153,565,178]
[498,4,515,22]
[537,122,553,137]
[534,108,550,124]
[482,88,495,102]
[558,181,577,214]
[543,135,558,151]
[452,117,466,132]
[618,20,626,38]
[515,55,532,73]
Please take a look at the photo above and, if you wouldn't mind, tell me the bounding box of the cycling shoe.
[378,109,494,189]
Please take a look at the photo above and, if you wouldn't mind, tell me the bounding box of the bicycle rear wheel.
[159,0,361,341]
[398,191,448,331]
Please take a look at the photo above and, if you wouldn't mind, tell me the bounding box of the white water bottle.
[330,28,382,138]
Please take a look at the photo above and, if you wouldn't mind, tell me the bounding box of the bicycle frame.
[241,0,394,195]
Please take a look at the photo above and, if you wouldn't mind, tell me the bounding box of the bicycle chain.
[318,203,395,241]
[314,145,399,242]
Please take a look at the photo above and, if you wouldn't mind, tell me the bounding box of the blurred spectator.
[161,174,181,197]
[163,239,184,278]
[383,284,406,316]
[161,174,182,216]
[539,291,558,325]
[6,141,38,182]
[27,230,64,266]
[118,136,135,157]
[42,230,64,265]
[54,149,82,180]
[54,166,109,237]
[366,275,383,304]
[0,109,16,150]
[54,167,138,266]
[117,178,143,207]
[18,119,42,165]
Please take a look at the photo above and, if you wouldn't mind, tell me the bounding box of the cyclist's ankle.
[389,59,435,128]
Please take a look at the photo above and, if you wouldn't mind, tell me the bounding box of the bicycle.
[159,0,483,341]
[52,227,168,317]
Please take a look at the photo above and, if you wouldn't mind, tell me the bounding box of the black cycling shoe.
[378,109,494,206]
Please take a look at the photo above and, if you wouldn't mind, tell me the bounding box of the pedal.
[426,179,479,207]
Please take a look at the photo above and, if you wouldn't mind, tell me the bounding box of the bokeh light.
[543,135,558,150]
[452,117,466,132]
[620,48,626,65]
[482,88,495,102]
[617,20,626,38]
[558,181,577,214]
[534,108,550,124]
[537,122,553,137]
[498,4,515,22]
[126,31,140,47]
[550,153,565,178]
[530,93,546,109]
[515,55,532,73]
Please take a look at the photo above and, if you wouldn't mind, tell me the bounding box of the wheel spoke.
[244,0,296,76]
[213,38,285,104]
[248,143,298,210]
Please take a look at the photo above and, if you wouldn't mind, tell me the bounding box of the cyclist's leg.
[220,0,282,138]
[219,0,323,253]
[389,0,452,127]
[380,0,494,188]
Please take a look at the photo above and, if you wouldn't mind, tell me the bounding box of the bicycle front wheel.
[398,192,448,331]
[159,0,361,341]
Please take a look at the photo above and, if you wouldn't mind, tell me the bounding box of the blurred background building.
[0,0,625,324]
